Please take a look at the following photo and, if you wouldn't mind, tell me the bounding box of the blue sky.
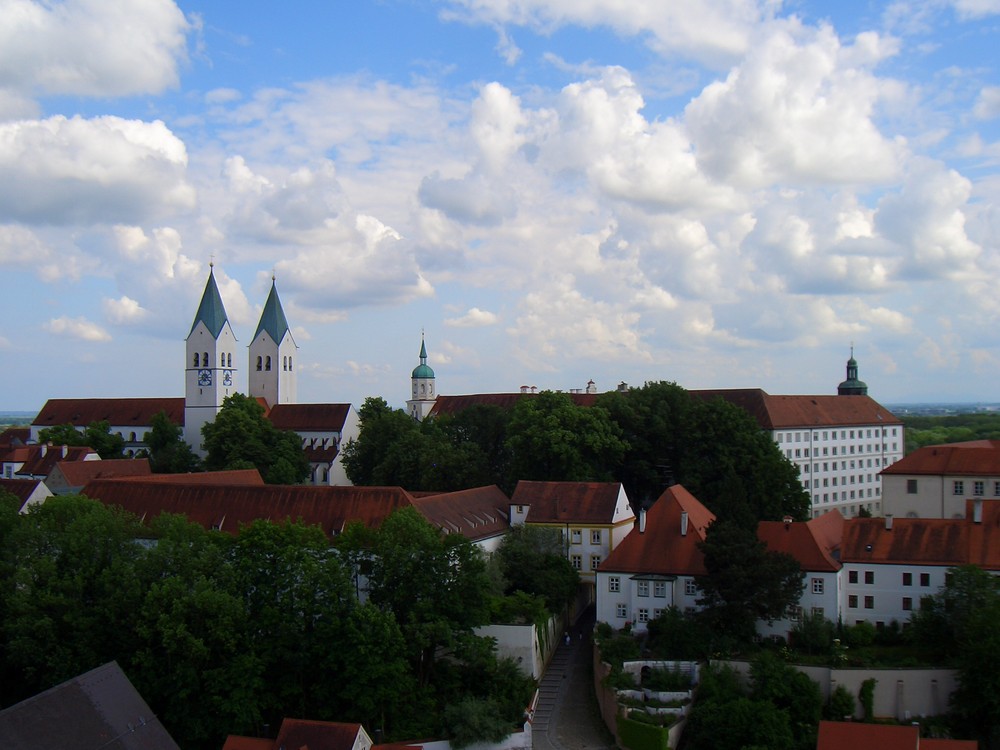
[2,0,999,413]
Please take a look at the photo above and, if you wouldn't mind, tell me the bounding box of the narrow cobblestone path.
[532,607,616,750]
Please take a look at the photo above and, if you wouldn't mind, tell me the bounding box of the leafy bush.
[790,610,835,654]
[642,665,693,691]
[844,621,876,648]
[444,698,516,748]
[825,684,857,720]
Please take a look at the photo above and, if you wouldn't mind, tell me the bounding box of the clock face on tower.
[198,369,212,386]
[223,370,233,386]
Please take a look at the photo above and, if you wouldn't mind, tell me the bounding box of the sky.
[2,0,999,414]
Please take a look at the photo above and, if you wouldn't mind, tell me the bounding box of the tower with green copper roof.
[407,334,436,421]
[837,346,868,396]
[185,264,239,452]
[249,276,298,407]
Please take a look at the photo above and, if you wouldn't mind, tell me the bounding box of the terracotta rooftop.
[816,720,976,749]
[32,397,185,429]
[689,389,901,429]
[224,719,372,750]
[428,392,599,418]
[11,444,97,478]
[757,511,844,572]
[0,478,46,506]
[842,500,1000,569]
[125,469,264,485]
[511,481,632,525]
[51,458,152,487]
[267,403,352,432]
[412,485,510,542]
[882,440,1000,477]
[599,485,715,577]
[0,426,29,447]
[82,479,417,537]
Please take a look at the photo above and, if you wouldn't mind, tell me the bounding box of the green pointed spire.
[411,334,435,379]
[189,265,230,337]
[253,278,291,344]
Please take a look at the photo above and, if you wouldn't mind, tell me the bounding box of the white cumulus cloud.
[445,307,499,327]
[44,316,111,342]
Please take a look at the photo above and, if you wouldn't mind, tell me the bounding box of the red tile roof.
[221,738,273,750]
[511,481,631,525]
[428,392,599,418]
[816,720,975,749]
[51,458,151,487]
[267,403,352,432]
[0,426,29,447]
[411,485,510,542]
[82,478,417,537]
[882,440,1000,476]
[598,485,714,577]
[842,501,1000,569]
[13,445,97,477]
[0,478,46,506]
[32,398,185,429]
[127,469,264,485]
[757,511,843,572]
[274,719,367,750]
[689,389,901,429]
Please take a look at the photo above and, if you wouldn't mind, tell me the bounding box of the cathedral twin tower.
[183,266,297,450]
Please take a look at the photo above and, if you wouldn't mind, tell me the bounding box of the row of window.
[571,554,601,571]
[806,458,882,472]
[607,577,699,596]
[815,490,879,503]
[846,570,932,586]
[788,444,896,459]
[569,529,603,544]
[778,427,899,443]
[615,605,664,622]
[192,352,233,367]
[847,595,915,611]
[950,480,1000,497]
[254,355,294,372]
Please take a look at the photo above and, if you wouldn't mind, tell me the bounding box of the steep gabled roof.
[511,481,632,525]
[32,398,185,429]
[428,392,599,418]
[189,267,230,337]
[412,485,510,542]
[82,479,416,537]
[689,389,901,429]
[0,661,180,750]
[0,426,29,447]
[15,445,97,477]
[274,719,369,750]
[881,440,1000,476]
[253,279,293,345]
[0,478,49,509]
[51,458,152,487]
[841,501,1000,569]
[267,403,351,432]
[757,511,844,572]
[599,485,714,577]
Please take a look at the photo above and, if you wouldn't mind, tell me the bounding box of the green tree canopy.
[37,420,125,459]
[201,393,309,483]
[505,390,627,482]
[494,524,579,613]
[696,519,804,642]
[143,410,202,473]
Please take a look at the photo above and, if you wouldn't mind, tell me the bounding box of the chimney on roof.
[618,381,628,392]
[61,444,67,458]
[974,499,983,524]
[520,385,529,393]
[885,514,893,531]
[639,509,646,533]
[783,515,793,530]
[40,444,47,457]
[680,511,689,537]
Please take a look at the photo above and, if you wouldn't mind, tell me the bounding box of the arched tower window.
[221,353,225,367]
[283,356,287,371]
[193,353,199,367]
[289,357,293,369]
[265,356,271,371]
[201,352,208,367]
[227,353,232,367]
[256,356,262,371]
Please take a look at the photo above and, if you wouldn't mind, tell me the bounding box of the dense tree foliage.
[505,391,627,483]
[0,497,532,750]
[696,519,804,642]
[494,524,580,613]
[143,410,202,473]
[909,565,1000,748]
[903,412,1000,452]
[37,419,125,459]
[344,382,808,522]
[202,393,309,483]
